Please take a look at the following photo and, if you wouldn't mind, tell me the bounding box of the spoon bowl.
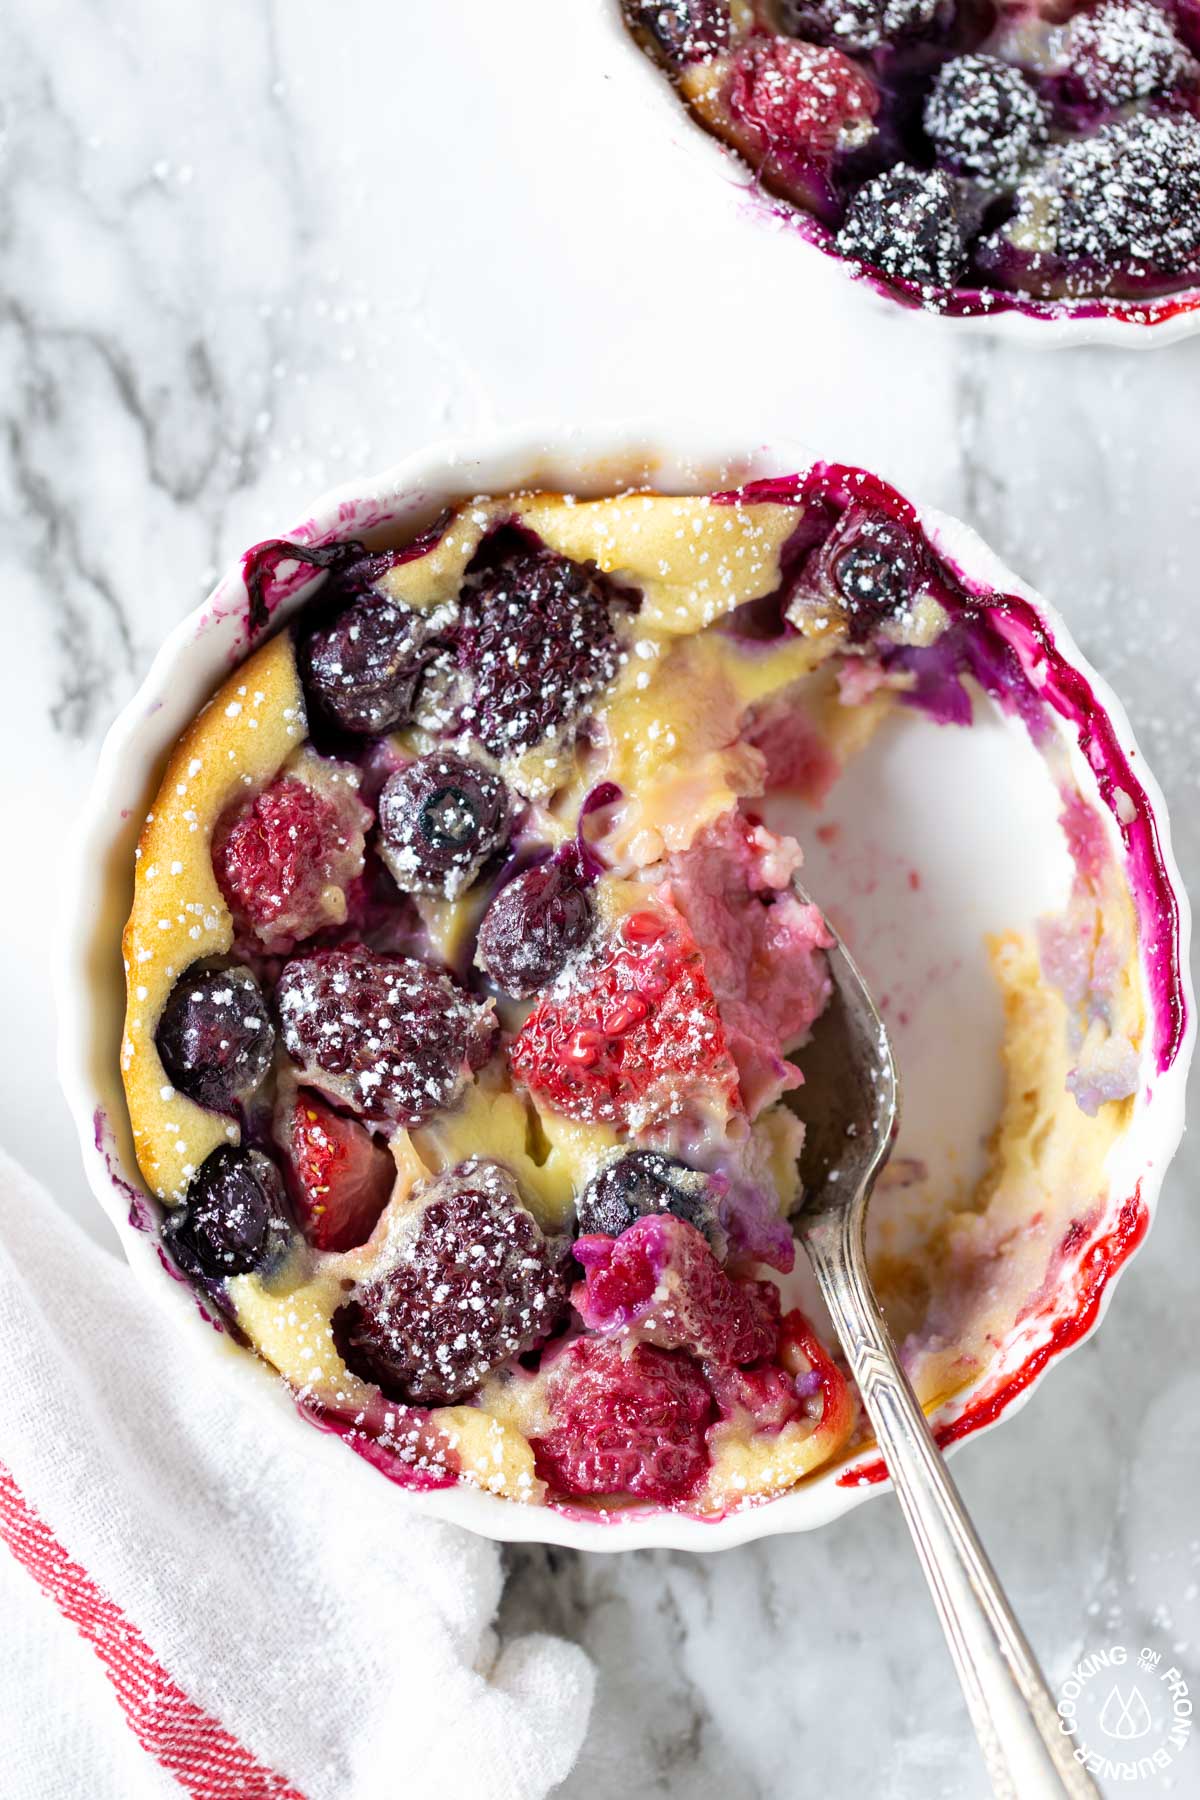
[785,884,898,1214]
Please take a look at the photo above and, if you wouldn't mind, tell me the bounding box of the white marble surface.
[3,1,1198,1794]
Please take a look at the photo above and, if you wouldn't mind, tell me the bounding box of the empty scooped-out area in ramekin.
[56,427,1194,1550]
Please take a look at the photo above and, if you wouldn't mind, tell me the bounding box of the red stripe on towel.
[0,1460,306,1799]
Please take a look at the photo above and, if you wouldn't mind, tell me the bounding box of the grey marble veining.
[2,2,1197,1795]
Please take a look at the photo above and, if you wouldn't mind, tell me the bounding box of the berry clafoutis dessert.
[121,468,1162,1520]
[622,0,1200,318]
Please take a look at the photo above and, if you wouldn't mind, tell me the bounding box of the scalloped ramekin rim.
[55,421,1195,1552]
[600,0,1200,349]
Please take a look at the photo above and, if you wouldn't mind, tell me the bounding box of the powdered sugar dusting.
[277,945,496,1126]
[334,1160,569,1405]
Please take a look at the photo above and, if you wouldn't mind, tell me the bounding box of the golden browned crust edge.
[121,631,306,1201]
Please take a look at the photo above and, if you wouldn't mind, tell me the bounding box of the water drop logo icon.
[1098,1683,1153,1741]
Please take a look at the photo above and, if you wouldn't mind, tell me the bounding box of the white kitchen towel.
[0,1148,594,1800]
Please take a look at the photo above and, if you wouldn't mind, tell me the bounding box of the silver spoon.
[786,883,1098,1800]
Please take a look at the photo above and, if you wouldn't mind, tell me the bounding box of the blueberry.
[475,849,595,999]
[836,164,968,288]
[826,508,923,638]
[924,55,1050,185]
[163,1146,290,1279]
[301,595,447,734]
[625,0,731,62]
[780,0,940,54]
[576,1151,720,1245]
[155,965,275,1112]
[377,752,512,899]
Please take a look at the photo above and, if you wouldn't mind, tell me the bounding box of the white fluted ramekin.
[600,0,1200,349]
[57,425,1193,1550]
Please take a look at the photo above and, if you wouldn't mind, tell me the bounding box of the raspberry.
[278,1090,395,1252]
[475,847,595,999]
[377,752,512,900]
[508,908,741,1129]
[212,766,369,952]
[277,945,496,1127]
[155,964,274,1112]
[572,1214,781,1365]
[532,1338,714,1504]
[163,1146,290,1280]
[727,36,878,171]
[333,1160,569,1405]
[575,1151,722,1247]
[456,540,624,758]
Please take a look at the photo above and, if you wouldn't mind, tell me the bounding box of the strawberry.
[779,1307,855,1455]
[279,1090,395,1253]
[507,907,741,1129]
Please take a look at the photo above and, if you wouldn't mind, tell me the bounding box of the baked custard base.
[122,473,1152,1517]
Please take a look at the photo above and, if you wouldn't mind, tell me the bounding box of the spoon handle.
[803,1203,1099,1800]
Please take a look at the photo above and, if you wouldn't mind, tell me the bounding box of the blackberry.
[456,543,624,759]
[277,945,496,1127]
[333,1160,569,1405]
[1051,0,1194,109]
[836,163,968,287]
[924,55,1050,185]
[1050,113,1200,275]
[780,0,940,54]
